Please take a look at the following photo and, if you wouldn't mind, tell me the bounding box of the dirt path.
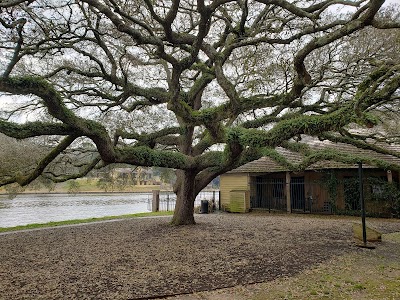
[1,213,399,300]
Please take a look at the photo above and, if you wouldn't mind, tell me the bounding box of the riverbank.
[0,211,174,233]
[0,193,153,227]
[1,213,399,299]
[0,191,218,227]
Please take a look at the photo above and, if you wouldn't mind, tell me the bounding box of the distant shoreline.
[0,177,219,196]
[0,190,172,195]
[0,188,219,196]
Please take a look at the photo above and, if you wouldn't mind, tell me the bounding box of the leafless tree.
[0,0,399,224]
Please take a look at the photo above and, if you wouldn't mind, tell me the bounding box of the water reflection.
[0,193,151,228]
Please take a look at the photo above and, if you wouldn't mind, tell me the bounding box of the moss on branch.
[194,151,223,169]
[115,146,192,169]
[227,106,354,148]
[0,120,76,138]
[1,75,116,162]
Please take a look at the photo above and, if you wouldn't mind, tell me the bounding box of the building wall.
[222,168,394,215]
[333,169,391,211]
[220,173,250,211]
[303,171,329,212]
[287,169,390,212]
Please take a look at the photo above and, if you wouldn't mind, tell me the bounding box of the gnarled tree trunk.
[171,170,198,225]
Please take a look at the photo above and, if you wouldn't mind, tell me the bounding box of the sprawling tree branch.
[1,0,399,224]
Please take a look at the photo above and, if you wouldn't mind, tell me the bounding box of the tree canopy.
[1,0,400,224]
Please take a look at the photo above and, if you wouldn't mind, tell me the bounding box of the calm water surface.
[0,193,151,228]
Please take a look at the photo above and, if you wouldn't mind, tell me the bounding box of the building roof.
[229,137,400,174]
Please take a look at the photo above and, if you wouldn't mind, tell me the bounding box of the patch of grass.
[309,290,318,295]
[384,232,400,243]
[0,211,174,233]
[353,283,366,290]
[244,233,400,300]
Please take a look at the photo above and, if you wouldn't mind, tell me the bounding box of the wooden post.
[212,191,216,211]
[218,190,221,211]
[286,172,291,213]
[152,190,160,212]
[387,170,393,183]
[166,193,170,211]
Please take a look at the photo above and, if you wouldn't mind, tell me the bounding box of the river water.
[0,191,219,228]
[0,193,151,228]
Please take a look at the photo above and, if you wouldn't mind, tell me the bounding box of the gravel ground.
[1,213,399,300]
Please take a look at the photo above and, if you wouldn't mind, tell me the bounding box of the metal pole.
[358,162,367,245]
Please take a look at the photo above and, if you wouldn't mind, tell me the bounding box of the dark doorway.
[291,177,306,211]
[254,177,286,211]
[255,176,265,208]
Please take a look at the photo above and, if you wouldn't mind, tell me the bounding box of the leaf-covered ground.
[1,213,399,299]
[163,232,400,300]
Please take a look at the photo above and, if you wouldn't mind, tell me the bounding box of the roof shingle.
[229,137,400,174]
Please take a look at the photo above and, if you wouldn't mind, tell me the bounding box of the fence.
[147,190,220,212]
[251,177,400,217]
[253,178,287,212]
[252,178,316,213]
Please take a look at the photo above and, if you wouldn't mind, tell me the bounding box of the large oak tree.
[1,0,399,224]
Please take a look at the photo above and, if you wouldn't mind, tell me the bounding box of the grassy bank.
[0,211,174,233]
[249,233,400,300]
